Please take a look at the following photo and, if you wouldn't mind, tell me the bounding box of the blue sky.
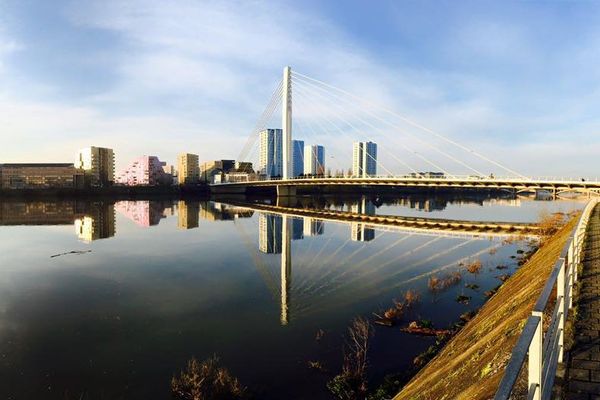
[1,0,599,176]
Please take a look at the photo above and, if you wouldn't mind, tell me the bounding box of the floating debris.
[496,265,508,270]
[374,319,394,327]
[465,260,482,274]
[456,295,471,305]
[497,274,511,282]
[465,283,479,290]
[307,360,327,372]
[401,320,450,336]
[373,290,420,327]
[50,250,92,258]
[428,272,462,292]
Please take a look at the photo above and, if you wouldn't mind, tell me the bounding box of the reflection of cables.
[234,218,280,299]
[307,236,443,301]
[296,241,501,319]
[299,232,407,297]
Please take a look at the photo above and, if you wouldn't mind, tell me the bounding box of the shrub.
[171,356,246,400]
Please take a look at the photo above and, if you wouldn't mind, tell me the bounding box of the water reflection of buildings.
[200,202,254,221]
[115,201,167,227]
[351,198,376,242]
[177,201,200,230]
[75,203,115,242]
[303,217,324,237]
[0,201,78,225]
[0,200,115,242]
[259,214,282,254]
[396,197,446,212]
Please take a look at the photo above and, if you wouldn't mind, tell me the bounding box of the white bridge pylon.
[282,66,293,180]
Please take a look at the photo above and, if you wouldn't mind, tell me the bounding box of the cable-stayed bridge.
[213,67,600,196]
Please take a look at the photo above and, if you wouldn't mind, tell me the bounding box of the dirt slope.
[395,216,577,400]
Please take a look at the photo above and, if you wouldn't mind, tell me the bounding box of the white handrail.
[495,198,599,400]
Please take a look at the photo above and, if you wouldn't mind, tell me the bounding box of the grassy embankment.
[395,214,578,400]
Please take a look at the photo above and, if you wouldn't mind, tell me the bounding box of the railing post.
[529,311,543,400]
[558,258,566,363]
[569,244,575,309]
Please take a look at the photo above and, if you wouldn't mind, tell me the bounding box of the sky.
[1,0,600,177]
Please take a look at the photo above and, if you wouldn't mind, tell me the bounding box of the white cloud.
[0,0,598,177]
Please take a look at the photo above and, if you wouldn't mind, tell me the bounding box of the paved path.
[566,204,600,399]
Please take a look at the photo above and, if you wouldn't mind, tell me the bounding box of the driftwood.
[374,318,394,327]
[50,250,92,258]
[400,321,451,336]
[400,326,451,336]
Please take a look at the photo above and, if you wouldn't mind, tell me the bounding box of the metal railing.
[213,174,600,185]
[494,197,599,400]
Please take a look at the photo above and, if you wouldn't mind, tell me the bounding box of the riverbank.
[394,214,578,400]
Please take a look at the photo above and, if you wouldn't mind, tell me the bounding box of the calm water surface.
[0,194,586,399]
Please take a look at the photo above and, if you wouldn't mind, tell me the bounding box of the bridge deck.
[565,203,600,398]
[212,177,600,194]
[228,201,539,238]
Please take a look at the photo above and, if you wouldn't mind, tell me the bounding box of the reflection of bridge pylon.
[280,215,291,325]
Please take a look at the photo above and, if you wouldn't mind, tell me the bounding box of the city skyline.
[1,1,600,176]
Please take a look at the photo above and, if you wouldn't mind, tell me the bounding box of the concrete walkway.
[566,204,600,399]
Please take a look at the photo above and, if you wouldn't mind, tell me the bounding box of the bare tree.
[328,317,373,399]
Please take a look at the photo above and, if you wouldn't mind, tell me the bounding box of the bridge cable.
[293,75,486,177]
[292,84,400,176]
[293,81,423,175]
[238,81,283,173]
[294,82,432,176]
[238,79,282,163]
[293,70,529,180]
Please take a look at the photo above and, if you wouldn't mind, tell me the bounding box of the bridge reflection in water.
[226,198,538,326]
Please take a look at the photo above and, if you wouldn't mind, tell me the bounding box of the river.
[0,194,586,399]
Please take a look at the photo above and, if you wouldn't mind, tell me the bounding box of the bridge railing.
[494,198,599,400]
[215,174,600,185]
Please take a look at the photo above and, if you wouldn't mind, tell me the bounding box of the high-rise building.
[304,144,325,176]
[292,140,304,177]
[75,147,115,187]
[116,156,171,186]
[352,141,377,177]
[258,129,283,178]
[259,213,282,253]
[177,153,200,185]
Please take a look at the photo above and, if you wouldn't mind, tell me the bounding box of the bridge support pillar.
[277,185,296,197]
